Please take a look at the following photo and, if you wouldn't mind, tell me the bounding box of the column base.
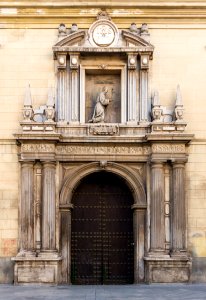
[12,255,62,284]
[144,256,192,283]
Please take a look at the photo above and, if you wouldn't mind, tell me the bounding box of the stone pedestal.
[13,257,61,285]
[145,257,191,283]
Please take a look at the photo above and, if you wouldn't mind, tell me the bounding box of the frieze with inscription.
[56,145,150,155]
[152,144,185,153]
[22,144,55,152]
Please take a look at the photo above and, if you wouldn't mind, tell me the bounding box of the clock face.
[92,24,115,46]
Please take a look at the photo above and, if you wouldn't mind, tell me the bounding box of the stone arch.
[59,161,147,284]
[60,161,146,208]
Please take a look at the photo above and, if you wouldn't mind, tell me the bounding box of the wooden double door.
[71,171,134,284]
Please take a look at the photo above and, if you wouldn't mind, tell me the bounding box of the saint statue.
[88,86,110,123]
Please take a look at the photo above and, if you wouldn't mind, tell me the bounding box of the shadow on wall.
[191,257,206,283]
[0,258,14,283]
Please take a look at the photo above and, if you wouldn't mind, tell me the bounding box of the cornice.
[0,2,206,28]
[1,1,206,8]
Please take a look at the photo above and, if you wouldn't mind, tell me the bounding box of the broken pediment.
[53,13,154,57]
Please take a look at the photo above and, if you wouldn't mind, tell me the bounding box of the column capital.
[172,161,186,168]
[42,161,56,168]
[151,160,164,168]
[20,160,35,166]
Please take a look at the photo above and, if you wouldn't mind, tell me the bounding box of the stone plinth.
[144,257,191,283]
[12,257,62,285]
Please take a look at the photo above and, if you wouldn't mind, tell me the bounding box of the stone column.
[171,162,187,256]
[41,162,57,253]
[150,162,166,254]
[60,204,73,283]
[133,206,145,283]
[19,161,34,255]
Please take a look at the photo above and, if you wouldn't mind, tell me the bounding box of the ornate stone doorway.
[71,171,134,284]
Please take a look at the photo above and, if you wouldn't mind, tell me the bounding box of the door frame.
[59,162,147,284]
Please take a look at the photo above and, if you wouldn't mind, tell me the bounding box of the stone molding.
[59,161,147,208]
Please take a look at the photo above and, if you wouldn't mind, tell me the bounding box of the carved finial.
[129,23,139,33]
[152,90,163,122]
[58,23,67,37]
[22,84,33,121]
[153,90,160,106]
[47,86,55,107]
[175,85,184,122]
[45,87,55,122]
[140,23,149,34]
[70,23,78,33]
[175,84,183,106]
[97,10,111,20]
[140,23,150,42]
[24,84,32,107]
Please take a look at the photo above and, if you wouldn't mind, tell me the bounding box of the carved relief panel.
[85,72,121,123]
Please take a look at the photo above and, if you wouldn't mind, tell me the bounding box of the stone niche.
[85,70,121,123]
[13,11,193,285]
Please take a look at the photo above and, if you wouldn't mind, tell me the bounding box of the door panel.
[71,172,134,284]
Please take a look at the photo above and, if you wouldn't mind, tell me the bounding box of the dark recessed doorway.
[71,171,134,284]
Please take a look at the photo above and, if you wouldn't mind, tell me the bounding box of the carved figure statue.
[88,86,110,123]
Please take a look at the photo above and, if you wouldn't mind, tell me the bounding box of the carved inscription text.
[152,144,185,153]
[57,145,150,155]
[22,144,55,152]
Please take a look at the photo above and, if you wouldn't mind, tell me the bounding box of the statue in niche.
[88,86,111,123]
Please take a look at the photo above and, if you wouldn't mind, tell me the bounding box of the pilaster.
[57,69,67,123]
[41,161,57,255]
[150,161,167,255]
[59,204,73,284]
[127,54,138,124]
[18,161,35,256]
[34,162,42,253]
[171,161,187,256]
[139,54,149,123]
[132,206,145,283]
[70,68,79,124]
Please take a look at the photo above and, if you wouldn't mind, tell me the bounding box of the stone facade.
[0,0,206,284]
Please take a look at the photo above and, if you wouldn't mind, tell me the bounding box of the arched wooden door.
[71,171,134,284]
